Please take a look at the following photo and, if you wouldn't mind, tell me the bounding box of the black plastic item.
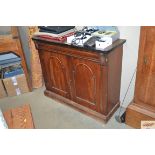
[74,31,91,37]
[83,36,101,48]
[74,31,82,37]
[115,112,126,123]
[86,28,98,33]
[38,26,75,34]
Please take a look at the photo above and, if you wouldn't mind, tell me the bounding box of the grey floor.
[0,87,132,129]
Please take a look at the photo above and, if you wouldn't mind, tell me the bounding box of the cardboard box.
[3,74,29,97]
[0,79,7,98]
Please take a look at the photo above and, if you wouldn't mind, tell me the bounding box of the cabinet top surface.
[32,36,126,54]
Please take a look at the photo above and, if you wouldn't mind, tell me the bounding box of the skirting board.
[125,102,155,128]
[44,90,120,123]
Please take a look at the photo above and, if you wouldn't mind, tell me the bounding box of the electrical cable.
[117,68,137,118]
[71,27,98,46]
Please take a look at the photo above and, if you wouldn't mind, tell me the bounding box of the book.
[35,31,75,43]
[34,28,76,37]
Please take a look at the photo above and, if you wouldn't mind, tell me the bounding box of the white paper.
[11,76,18,85]
[16,88,21,96]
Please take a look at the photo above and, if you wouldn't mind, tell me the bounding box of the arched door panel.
[71,58,101,112]
[39,51,71,99]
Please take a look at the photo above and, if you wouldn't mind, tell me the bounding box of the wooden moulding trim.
[37,45,102,64]
[44,90,119,123]
[32,37,126,54]
[128,103,155,118]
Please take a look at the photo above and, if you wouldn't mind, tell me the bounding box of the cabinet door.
[71,58,101,112]
[134,27,155,107]
[39,51,71,99]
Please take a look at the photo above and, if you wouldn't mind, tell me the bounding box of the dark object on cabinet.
[126,26,155,128]
[33,37,126,122]
[38,26,75,34]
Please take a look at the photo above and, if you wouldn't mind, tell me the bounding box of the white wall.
[118,26,140,107]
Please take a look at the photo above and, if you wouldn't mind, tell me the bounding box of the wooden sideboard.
[33,37,126,122]
[126,26,155,128]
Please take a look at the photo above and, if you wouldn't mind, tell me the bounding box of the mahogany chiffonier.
[33,37,126,122]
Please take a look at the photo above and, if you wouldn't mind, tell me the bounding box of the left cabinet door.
[39,50,71,99]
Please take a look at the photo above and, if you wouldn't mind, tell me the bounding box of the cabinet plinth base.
[44,90,120,123]
[126,102,155,128]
